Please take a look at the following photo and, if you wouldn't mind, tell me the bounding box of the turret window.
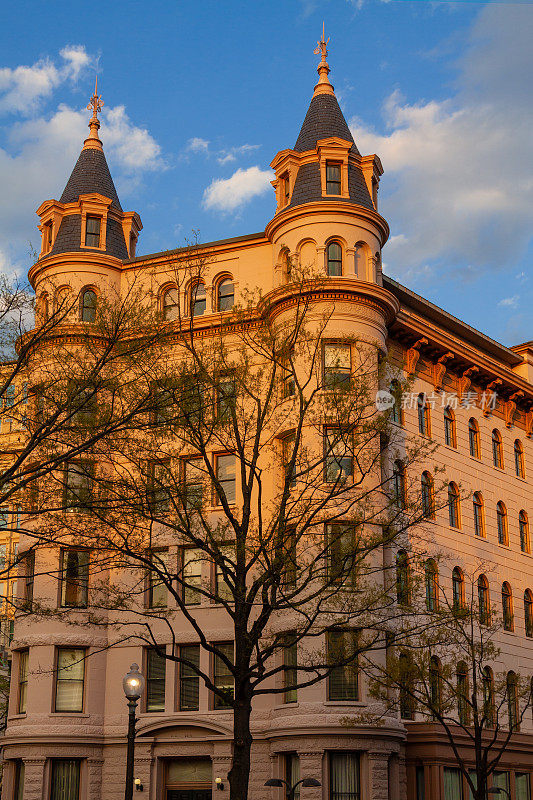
[80,289,97,323]
[85,215,101,247]
[44,221,53,252]
[326,242,342,276]
[326,162,341,195]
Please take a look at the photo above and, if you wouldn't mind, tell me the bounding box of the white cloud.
[349,5,533,280]
[0,46,92,116]
[203,166,273,213]
[498,295,519,308]
[186,137,210,154]
[217,144,260,165]
[102,106,163,172]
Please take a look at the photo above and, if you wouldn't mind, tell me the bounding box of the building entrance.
[167,791,212,800]
[165,758,213,800]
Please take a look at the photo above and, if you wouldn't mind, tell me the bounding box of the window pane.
[324,344,351,388]
[214,642,234,708]
[327,243,342,276]
[61,549,89,608]
[179,645,200,711]
[327,631,358,700]
[146,648,166,712]
[216,455,236,504]
[443,768,462,800]
[14,761,24,800]
[18,650,28,713]
[516,774,531,800]
[81,290,96,322]
[330,753,360,800]
[85,216,101,247]
[55,649,85,712]
[283,636,297,703]
[50,760,80,800]
[148,549,170,608]
[218,280,234,311]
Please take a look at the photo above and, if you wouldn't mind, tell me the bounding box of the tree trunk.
[228,692,253,800]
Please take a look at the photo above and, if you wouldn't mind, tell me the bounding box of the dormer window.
[283,174,290,206]
[129,233,137,258]
[85,216,101,248]
[326,162,341,195]
[372,177,378,207]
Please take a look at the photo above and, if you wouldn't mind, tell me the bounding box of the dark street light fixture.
[488,789,511,800]
[123,663,145,800]
[265,777,321,799]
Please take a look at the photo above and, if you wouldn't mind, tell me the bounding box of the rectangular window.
[0,541,7,568]
[286,754,300,800]
[50,759,80,800]
[63,461,94,511]
[68,381,97,428]
[213,642,234,708]
[283,635,297,703]
[146,648,166,712]
[323,343,351,389]
[329,753,360,800]
[21,550,35,608]
[215,454,236,504]
[179,644,200,711]
[60,549,89,608]
[327,630,358,701]
[182,548,202,605]
[147,549,170,609]
[217,374,236,422]
[55,648,85,712]
[282,356,296,398]
[85,215,101,247]
[215,544,235,602]
[282,528,297,587]
[282,434,296,488]
[148,459,171,513]
[516,774,531,800]
[326,163,342,195]
[14,760,24,800]
[326,524,357,586]
[443,768,463,800]
[183,457,204,510]
[324,428,353,483]
[18,650,28,713]
[493,773,510,794]
[416,766,425,800]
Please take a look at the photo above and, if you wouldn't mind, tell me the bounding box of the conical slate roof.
[60,147,122,210]
[294,93,359,155]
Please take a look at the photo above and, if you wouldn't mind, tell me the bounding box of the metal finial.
[87,76,104,122]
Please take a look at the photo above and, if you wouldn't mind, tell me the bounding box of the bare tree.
[15,245,440,800]
[361,562,532,800]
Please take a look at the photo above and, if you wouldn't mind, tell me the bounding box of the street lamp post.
[123,663,145,800]
[265,777,321,799]
[488,788,511,800]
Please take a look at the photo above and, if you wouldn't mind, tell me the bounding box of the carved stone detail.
[432,352,453,391]
[459,366,478,397]
[404,338,428,376]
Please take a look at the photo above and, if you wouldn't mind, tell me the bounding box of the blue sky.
[1,0,532,345]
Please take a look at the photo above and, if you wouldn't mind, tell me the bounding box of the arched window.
[497,501,508,546]
[429,656,442,716]
[519,510,530,554]
[444,406,456,448]
[524,590,533,638]
[469,418,481,459]
[392,460,406,509]
[507,671,519,732]
[80,289,97,323]
[162,287,178,321]
[482,666,495,727]
[191,282,206,317]
[390,380,403,425]
[457,661,469,725]
[326,242,342,277]
[448,483,461,529]
[56,286,71,314]
[40,293,49,322]
[502,582,514,631]
[473,492,485,538]
[452,567,465,613]
[417,393,430,436]
[217,278,234,312]
[399,652,415,720]
[425,559,439,612]
[492,429,504,469]
[421,472,435,520]
[514,439,525,478]
[396,550,410,606]
[478,575,490,626]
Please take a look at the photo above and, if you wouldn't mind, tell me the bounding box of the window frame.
[59,548,89,609]
[214,452,236,506]
[326,629,359,702]
[178,644,201,711]
[468,418,481,459]
[324,427,353,484]
[492,429,504,469]
[217,278,234,312]
[146,548,171,609]
[213,641,234,709]
[84,215,102,248]
[162,286,179,321]
[190,282,206,317]
[478,575,491,626]
[323,342,352,390]
[326,241,342,277]
[417,393,431,437]
[425,559,439,612]
[325,162,342,195]
[497,501,509,546]
[524,590,533,638]
[54,647,86,713]
[473,492,485,538]
[145,646,166,713]
[18,649,28,714]
[515,439,526,478]
[520,510,530,554]
[448,483,461,529]
[502,582,514,632]
[79,288,97,323]
[444,406,457,448]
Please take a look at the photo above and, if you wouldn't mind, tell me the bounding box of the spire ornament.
[83,77,104,151]
[313,22,334,97]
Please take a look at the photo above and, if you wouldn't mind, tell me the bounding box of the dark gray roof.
[288,160,373,210]
[60,147,122,211]
[48,214,128,260]
[294,93,359,154]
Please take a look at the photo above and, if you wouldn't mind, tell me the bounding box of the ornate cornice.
[265,200,389,245]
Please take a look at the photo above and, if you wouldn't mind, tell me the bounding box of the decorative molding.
[404,338,428,376]
[459,366,478,397]
[483,379,502,417]
[506,391,524,428]
[432,352,453,391]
